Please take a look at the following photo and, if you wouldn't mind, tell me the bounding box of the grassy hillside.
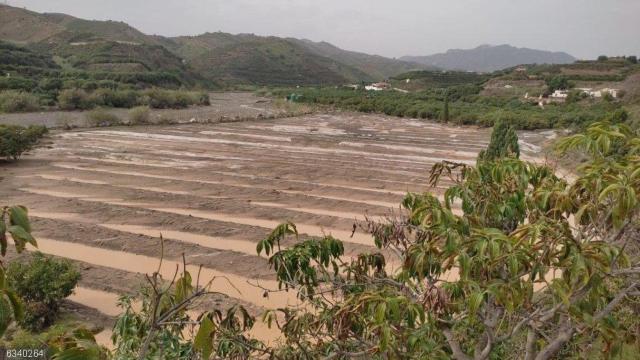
[189,38,372,86]
[288,39,430,80]
[0,4,66,43]
[41,12,158,46]
[0,4,435,87]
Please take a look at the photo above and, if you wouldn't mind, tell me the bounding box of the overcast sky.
[6,0,640,59]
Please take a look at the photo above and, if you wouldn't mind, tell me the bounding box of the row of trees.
[279,87,626,130]
[0,88,210,113]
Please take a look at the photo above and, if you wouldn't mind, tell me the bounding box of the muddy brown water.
[1,111,551,340]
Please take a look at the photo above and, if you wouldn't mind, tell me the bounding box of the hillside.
[187,37,373,86]
[165,33,430,83]
[0,4,432,86]
[288,39,429,79]
[0,4,66,43]
[402,44,576,72]
[0,4,204,87]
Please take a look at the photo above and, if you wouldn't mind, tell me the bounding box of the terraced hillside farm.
[1,114,547,344]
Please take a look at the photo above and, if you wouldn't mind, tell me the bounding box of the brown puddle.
[21,188,376,247]
[70,155,411,196]
[152,207,375,247]
[26,174,109,185]
[100,224,264,258]
[69,286,122,317]
[53,163,403,210]
[251,201,383,221]
[281,189,400,209]
[30,237,299,309]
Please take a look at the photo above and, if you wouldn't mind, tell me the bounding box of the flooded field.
[0,112,546,343]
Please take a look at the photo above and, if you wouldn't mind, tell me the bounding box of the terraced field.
[1,112,546,344]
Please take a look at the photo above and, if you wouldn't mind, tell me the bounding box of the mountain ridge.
[402,44,576,72]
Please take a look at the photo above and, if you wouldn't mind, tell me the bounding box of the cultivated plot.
[1,113,545,342]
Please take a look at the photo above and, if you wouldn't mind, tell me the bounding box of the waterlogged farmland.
[1,113,547,343]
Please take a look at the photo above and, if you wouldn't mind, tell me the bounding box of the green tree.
[546,76,571,93]
[7,253,80,331]
[1,207,104,359]
[0,205,37,337]
[442,91,450,122]
[478,118,520,161]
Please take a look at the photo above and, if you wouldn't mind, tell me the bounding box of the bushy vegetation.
[0,125,48,160]
[1,205,38,337]
[0,206,107,359]
[0,41,213,113]
[57,87,209,111]
[6,253,80,331]
[0,91,41,113]
[478,119,520,161]
[128,105,151,125]
[277,87,629,130]
[86,108,121,127]
[545,75,572,93]
[391,70,490,90]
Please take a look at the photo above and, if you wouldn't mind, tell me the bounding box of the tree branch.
[443,328,472,360]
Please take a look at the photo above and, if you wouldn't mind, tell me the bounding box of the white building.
[365,82,391,91]
[551,90,569,99]
[577,87,619,98]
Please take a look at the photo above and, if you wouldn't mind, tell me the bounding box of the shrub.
[142,89,199,109]
[128,105,151,125]
[86,108,121,127]
[546,76,572,92]
[197,92,211,106]
[0,124,47,160]
[58,88,92,110]
[607,108,629,123]
[0,91,40,113]
[90,89,140,108]
[6,253,80,331]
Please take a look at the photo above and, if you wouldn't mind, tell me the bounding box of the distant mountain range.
[0,4,578,86]
[401,45,576,72]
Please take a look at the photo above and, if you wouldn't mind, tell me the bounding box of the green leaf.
[0,296,12,337]
[468,291,485,315]
[9,206,30,233]
[5,290,23,322]
[256,240,264,254]
[375,302,387,323]
[8,225,37,252]
[175,271,193,304]
[194,315,215,359]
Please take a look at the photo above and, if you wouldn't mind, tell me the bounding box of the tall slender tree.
[478,118,520,161]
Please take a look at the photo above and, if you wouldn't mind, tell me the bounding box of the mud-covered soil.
[0,110,549,345]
